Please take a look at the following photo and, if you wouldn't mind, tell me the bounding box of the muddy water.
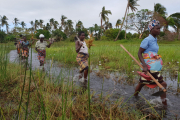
[9,49,180,119]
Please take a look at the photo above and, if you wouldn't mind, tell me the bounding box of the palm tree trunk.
[6,25,8,34]
[101,16,102,37]
[177,28,180,40]
[115,0,129,41]
[125,9,129,39]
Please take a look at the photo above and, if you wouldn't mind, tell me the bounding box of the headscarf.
[39,34,45,38]
[148,20,160,31]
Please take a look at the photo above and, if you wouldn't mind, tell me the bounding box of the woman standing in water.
[75,31,89,82]
[134,20,167,105]
[21,36,33,59]
[35,34,52,70]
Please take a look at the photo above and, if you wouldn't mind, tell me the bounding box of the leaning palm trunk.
[101,16,102,37]
[125,9,129,39]
[115,0,129,41]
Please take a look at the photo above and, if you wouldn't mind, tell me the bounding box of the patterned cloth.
[76,53,88,72]
[21,48,29,57]
[37,50,46,64]
[148,20,160,31]
[139,52,164,87]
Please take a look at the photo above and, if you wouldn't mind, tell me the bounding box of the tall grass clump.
[0,42,153,119]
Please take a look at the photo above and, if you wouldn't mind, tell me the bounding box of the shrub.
[126,32,133,40]
[35,29,51,39]
[104,28,125,40]
[5,34,16,42]
[0,30,6,43]
[52,29,67,41]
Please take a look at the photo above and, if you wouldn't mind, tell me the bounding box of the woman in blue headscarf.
[134,20,167,105]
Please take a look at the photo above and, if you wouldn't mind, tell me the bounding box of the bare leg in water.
[134,82,167,105]
[79,67,88,80]
[40,61,44,71]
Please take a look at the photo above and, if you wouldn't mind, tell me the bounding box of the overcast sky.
[0,0,179,32]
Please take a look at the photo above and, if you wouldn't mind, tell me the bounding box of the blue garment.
[21,41,29,48]
[140,34,159,53]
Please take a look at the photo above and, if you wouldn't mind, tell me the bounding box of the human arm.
[138,48,148,73]
[75,41,83,53]
[46,42,52,48]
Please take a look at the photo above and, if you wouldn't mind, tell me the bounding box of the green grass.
[45,40,180,74]
[1,40,180,119]
[0,43,151,120]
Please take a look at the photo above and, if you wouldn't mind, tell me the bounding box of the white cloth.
[39,34,45,38]
[35,40,48,50]
[79,41,88,54]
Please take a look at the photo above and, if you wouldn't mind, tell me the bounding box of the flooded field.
[8,49,180,119]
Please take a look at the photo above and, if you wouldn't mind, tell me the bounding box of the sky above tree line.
[1,0,179,32]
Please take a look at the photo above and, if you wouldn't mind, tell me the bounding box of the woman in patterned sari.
[75,31,89,82]
[134,20,167,105]
[35,34,52,70]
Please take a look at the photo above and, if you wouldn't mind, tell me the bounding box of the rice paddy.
[0,40,180,119]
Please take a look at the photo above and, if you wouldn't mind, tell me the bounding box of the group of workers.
[15,34,52,70]
[14,20,167,106]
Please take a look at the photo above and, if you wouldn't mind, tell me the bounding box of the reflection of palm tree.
[99,6,112,36]
[20,21,26,28]
[0,15,8,33]
[39,19,44,28]
[60,15,67,30]
[115,0,139,41]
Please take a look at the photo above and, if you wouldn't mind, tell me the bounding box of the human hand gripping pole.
[120,44,166,95]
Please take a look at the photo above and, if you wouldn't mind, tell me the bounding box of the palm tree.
[67,19,73,31]
[154,3,167,17]
[0,15,8,33]
[50,18,55,30]
[88,27,94,34]
[170,12,180,39]
[20,21,26,28]
[103,21,112,30]
[115,0,139,41]
[46,23,51,31]
[76,20,84,29]
[39,19,44,28]
[53,21,59,30]
[116,19,122,28]
[34,19,39,30]
[6,23,9,33]
[14,18,19,27]
[99,6,112,36]
[60,15,67,30]
[30,21,34,33]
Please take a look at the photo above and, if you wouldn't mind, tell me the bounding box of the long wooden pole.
[120,44,166,92]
